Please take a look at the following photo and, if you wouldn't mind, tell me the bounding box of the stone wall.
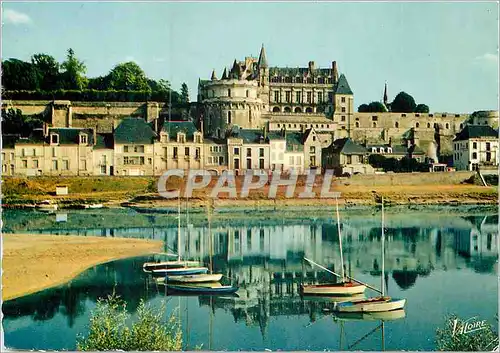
[337,171,475,187]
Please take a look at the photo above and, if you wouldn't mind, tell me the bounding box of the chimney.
[332,61,338,83]
[308,61,315,72]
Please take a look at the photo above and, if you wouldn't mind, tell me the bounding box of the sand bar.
[2,233,162,301]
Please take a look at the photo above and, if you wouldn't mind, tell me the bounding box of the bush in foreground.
[436,314,498,351]
[77,293,182,351]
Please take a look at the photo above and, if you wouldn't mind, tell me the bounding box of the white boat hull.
[143,260,201,272]
[301,282,366,296]
[165,273,223,283]
[335,297,406,313]
[334,309,406,321]
[152,266,208,275]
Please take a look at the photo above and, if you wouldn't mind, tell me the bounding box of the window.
[295,76,302,84]
[401,114,406,117]
[80,160,87,170]
[247,148,252,157]
[341,116,346,122]
[274,91,279,102]
[195,134,202,143]
[285,76,292,83]
[22,160,28,168]
[310,146,316,154]
[328,92,333,102]
[285,91,291,103]
[173,147,178,159]
[52,160,58,170]
[246,90,249,98]
[259,158,265,169]
[388,148,393,153]
[317,92,323,103]
[318,77,324,84]
[473,142,477,149]
[139,157,144,165]
[341,97,346,103]
[341,107,346,113]
[416,114,420,117]
[472,152,477,159]
[486,152,492,162]
[373,122,377,128]
[31,159,38,168]
[297,156,301,165]
[259,148,264,157]
[227,111,232,124]
[195,148,200,159]
[295,91,301,103]
[228,89,231,97]
[313,136,316,142]
[372,116,378,121]
[486,142,491,151]
[51,134,59,144]
[185,147,190,156]
[80,134,87,144]
[347,155,352,164]
[427,123,431,128]
[62,160,69,170]
[124,146,129,153]
[379,148,385,153]
[100,165,106,174]
[247,158,252,169]
[395,122,399,128]
[289,156,294,165]
[234,147,240,155]
[32,149,36,156]
[306,91,312,103]
[416,122,420,128]
[135,145,145,153]
[372,147,377,153]
[218,156,224,165]
[445,123,449,129]
[355,122,360,128]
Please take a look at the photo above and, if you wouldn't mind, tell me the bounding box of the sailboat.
[145,196,208,276]
[335,197,406,313]
[164,200,238,294]
[301,197,366,296]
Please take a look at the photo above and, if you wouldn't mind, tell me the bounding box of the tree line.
[358,92,429,114]
[2,48,189,104]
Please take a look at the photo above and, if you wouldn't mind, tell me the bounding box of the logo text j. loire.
[451,317,488,336]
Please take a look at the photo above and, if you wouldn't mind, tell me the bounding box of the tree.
[60,48,87,90]
[77,293,182,351]
[390,92,417,113]
[107,62,150,91]
[2,59,39,90]
[1,108,47,136]
[180,83,189,104]
[31,54,61,90]
[414,104,430,113]
[436,314,498,351]
[358,104,369,112]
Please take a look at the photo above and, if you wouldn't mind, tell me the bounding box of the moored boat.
[152,266,209,276]
[335,297,406,313]
[143,260,202,272]
[301,281,366,296]
[165,282,239,294]
[165,273,223,283]
[333,308,406,321]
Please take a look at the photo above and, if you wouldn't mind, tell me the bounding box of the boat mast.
[381,196,385,297]
[336,197,345,281]
[208,199,213,274]
[178,195,181,262]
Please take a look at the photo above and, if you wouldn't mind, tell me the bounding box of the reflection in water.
[2,208,498,351]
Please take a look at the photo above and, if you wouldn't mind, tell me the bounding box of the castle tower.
[383,82,388,106]
[333,73,354,138]
[257,45,270,107]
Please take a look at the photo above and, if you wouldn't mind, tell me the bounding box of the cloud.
[474,52,498,64]
[3,9,32,25]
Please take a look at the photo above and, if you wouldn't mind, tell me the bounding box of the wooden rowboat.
[335,296,406,313]
[160,273,223,283]
[152,266,208,276]
[301,281,366,296]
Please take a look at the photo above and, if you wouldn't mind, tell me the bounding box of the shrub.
[77,293,182,351]
[436,314,498,351]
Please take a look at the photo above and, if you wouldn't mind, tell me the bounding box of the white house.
[453,125,498,171]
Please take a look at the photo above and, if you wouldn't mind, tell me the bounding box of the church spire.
[211,69,217,80]
[383,81,388,106]
[257,44,268,68]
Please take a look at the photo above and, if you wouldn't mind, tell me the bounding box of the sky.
[1,1,499,113]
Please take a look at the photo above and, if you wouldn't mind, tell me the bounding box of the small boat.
[301,282,366,296]
[164,273,223,283]
[152,266,209,276]
[165,282,239,294]
[333,309,406,322]
[335,296,406,313]
[36,200,58,211]
[143,260,202,272]
[84,203,103,209]
[302,293,365,303]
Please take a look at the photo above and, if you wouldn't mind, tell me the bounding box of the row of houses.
[1,117,498,177]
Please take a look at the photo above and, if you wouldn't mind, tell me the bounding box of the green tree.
[107,62,150,91]
[1,108,47,136]
[31,54,61,90]
[415,103,430,113]
[390,92,417,113]
[358,104,369,112]
[61,48,88,90]
[1,59,40,90]
[367,101,387,112]
[77,293,182,351]
[436,315,498,351]
[180,83,189,104]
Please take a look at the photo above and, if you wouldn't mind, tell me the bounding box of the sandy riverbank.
[2,233,163,301]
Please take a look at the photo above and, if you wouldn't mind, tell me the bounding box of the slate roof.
[333,74,353,95]
[285,132,304,152]
[328,138,368,155]
[257,46,268,68]
[114,117,156,144]
[454,125,498,141]
[49,128,95,145]
[269,67,333,77]
[162,121,199,141]
[234,129,269,144]
[94,133,114,149]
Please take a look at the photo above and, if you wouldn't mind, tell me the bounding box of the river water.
[2,206,498,351]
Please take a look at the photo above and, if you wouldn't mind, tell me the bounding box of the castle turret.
[211,70,217,81]
[257,45,270,106]
[221,68,228,80]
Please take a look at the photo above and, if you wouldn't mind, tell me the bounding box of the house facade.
[453,125,499,171]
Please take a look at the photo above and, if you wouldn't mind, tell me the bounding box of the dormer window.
[379,147,385,153]
[50,133,59,145]
[387,147,393,153]
[79,134,88,145]
[161,132,168,143]
[194,133,202,144]
[372,147,377,153]
[177,133,186,143]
